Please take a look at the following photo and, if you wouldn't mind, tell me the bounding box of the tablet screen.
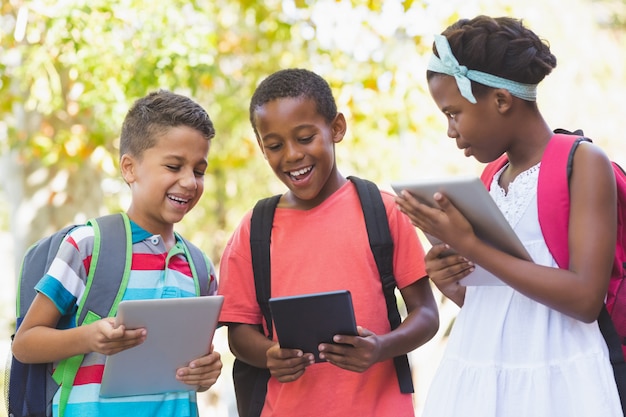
[269,290,358,362]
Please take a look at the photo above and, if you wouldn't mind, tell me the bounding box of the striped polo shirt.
[35,220,217,417]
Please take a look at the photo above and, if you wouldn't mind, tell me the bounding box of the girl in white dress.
[395,15,622,417]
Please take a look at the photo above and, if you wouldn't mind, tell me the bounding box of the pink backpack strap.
[480,154,510,190]
[537,133,587,270]
[480,134,583,269]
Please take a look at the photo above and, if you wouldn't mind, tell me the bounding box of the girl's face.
[121,126,209,236]
[428,74,510,163]
[253,97,346,210]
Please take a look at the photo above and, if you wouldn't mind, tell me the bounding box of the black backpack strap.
[76,213,131,325]
[179,236,211,296]
[250,194,282,338]
[234,195,281,417]
[348,176,414,394]
[599,305,626,414]
[553,127,585,137]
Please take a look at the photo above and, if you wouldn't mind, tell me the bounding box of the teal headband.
[427,34,537,104]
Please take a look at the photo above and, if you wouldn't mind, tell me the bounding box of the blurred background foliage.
[1,0,625,415]
[2,0,624,269]
[0,0,448,268]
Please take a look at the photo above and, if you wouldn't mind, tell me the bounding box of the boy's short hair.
[249,68,338,133]
[120,89,215,159]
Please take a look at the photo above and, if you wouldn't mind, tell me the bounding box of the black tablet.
[269,290,358,362]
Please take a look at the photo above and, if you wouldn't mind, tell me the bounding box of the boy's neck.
[127,213,176,249]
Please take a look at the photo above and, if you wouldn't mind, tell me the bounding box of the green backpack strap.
[52,213,132,417]
[178,235,211,295]
[79,213,132,321]
[53,354,84,417]
[347,176,414,394]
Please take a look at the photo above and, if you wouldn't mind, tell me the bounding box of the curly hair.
[249,68,338,134]
[428,15,557,98]
[120,89,215,160]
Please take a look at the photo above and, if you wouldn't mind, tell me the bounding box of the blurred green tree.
[0,0,439,267]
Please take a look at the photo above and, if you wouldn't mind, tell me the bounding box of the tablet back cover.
[100,295,224,397]
[391,176,533,286]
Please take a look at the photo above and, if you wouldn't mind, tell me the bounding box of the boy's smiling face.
[254,97,346,210]
[121,125,209,237]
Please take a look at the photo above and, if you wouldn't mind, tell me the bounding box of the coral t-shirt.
[219,181,426,417]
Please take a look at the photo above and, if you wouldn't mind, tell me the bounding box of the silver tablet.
[100,295,224,397]
[391,176,532,285]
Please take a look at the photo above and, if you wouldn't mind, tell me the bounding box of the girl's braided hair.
[429,15,557,98]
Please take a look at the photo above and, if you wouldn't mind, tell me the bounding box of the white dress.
[421,164,623,417]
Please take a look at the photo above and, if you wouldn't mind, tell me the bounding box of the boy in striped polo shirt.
[12,90,222,417]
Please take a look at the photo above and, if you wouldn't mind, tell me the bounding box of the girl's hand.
[266,342,315,382]
[426,244,472,306]
[176,346,222,391]
[317,326,381,372]
[395,191,475,252]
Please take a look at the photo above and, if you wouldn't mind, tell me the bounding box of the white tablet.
[100,295,224,397]
[391,176,532,285]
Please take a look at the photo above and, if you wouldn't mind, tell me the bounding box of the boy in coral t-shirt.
[218,68,439,417]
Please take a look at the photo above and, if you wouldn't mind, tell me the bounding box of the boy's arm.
[12,293,146,363]
[228,323,275,368]
[228,323,314,382]
[389,277,440,355]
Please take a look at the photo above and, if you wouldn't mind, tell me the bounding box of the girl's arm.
[396,142,616,322]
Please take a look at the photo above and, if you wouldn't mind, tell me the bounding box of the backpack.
[6,213,210,417]
[232,176,414,417]
[480,130,626,412]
